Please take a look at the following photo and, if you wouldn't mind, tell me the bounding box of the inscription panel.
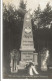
[21,52,33,62]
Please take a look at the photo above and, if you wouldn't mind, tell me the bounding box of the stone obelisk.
[20,11,36,63]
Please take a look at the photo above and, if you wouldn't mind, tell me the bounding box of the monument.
[10,11,38,72]
[19,11,38,67]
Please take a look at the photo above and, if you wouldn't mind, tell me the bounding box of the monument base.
[41,66,47,71]
[21,52,38,64]
[21,51,33,62]
[17,52,38,70]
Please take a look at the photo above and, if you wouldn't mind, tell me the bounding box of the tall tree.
[18,0,27,16]
[20,0,26,10]
[33,5,41,29]
[3,3,24,52]
[40,3,52,28]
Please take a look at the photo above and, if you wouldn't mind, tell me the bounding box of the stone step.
[19,61,27,66]
[17,65,25,69]
[17,61,27,70]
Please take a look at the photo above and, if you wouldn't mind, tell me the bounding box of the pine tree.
[33,5,41,29]
[40,2,52,28]
[18,0,27,15]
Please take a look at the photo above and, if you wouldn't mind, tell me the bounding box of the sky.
[3,0,52,12]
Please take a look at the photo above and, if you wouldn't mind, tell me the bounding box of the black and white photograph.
[2,0,52,79]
